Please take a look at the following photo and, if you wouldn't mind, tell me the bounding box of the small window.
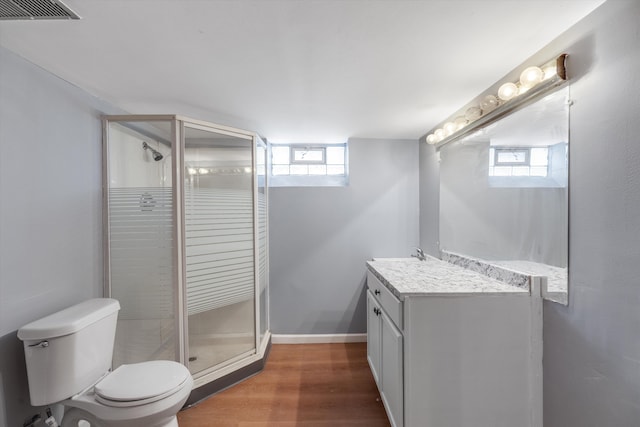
[495,148,530,166]
[488,143,567,189]
[291,147,325,164]
[269,143,348,187]
[489,147,548,178]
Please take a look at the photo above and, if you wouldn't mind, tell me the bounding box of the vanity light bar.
[424,54,568,147]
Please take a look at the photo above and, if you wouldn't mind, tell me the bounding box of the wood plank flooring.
[177,343,391,427]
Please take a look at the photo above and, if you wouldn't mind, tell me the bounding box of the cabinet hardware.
[374,289,381,295]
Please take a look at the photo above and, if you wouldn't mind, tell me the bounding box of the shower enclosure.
[102,115,269,389]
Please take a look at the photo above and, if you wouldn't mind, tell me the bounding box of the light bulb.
[198,168,209,174]
[443,122,456,136]
[498,82,518,101]
[187,168,197,175]
[480,95,499,113]
[519,66,544,88]
[434,128,445,141]
[426,134,437,144]
[454,116,467,130]
[465,106,482,122]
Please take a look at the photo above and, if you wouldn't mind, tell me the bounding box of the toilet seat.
[94,361,190,408]
[62,361,194,427]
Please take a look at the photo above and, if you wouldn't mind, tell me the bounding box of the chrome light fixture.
[424,54,567,147]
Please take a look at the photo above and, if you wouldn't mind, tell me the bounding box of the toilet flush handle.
[28,340,49,348]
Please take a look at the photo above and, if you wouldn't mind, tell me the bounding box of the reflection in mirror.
[439,87,569,304]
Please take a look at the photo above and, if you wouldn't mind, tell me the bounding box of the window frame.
[488,143,567,188]
[494,147,531,167]
[268,142,349,187]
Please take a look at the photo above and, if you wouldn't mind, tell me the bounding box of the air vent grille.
[0,0,80,20]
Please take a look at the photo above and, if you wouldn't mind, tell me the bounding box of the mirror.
[439,87,569,304]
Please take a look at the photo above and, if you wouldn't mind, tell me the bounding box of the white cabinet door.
[381,310,404,427]
[367,290,381,384]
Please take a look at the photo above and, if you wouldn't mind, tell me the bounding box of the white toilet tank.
[17,298,121,406]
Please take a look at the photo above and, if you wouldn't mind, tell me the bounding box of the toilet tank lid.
[17,298,121,341]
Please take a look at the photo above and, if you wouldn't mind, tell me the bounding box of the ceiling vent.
[0,0,80,20]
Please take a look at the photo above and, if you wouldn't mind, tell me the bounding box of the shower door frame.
[254,135,270,351]
[102,115,270,388]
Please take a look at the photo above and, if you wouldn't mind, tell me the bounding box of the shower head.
[142,141,163,161]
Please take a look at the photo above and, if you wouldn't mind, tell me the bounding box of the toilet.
[17,298,193,427]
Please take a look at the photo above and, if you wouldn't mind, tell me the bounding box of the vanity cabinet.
[366,291,382,383]
[367,289,403,427]
[366,262,542,427]
[379,306,403,427]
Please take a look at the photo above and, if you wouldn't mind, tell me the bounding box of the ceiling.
[0,0,605,142]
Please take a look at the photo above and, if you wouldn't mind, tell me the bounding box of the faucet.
[411,247,426,261]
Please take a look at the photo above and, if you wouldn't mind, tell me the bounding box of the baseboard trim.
[271,333,367,344]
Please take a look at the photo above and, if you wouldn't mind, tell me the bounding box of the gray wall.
[419,143,440,257]
[270,138,419,334]
[419,1,640,425]
[0,47,122,426]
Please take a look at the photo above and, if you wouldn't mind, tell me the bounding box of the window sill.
[269,175,349,187]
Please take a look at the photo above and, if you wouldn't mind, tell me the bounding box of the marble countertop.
[366,256,529,299]
[441,251,567,304]
[490,259,568,304]
[490,260,567,291]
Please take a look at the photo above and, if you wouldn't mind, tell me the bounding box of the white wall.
[0,47,123,426]
[107,124,172,188]
[420,1,640,425]
[269,138,419,334]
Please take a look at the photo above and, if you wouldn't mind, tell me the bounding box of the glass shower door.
[105,120,180,367]
[183,123,256,376]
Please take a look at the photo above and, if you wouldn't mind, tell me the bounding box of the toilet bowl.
[17,299,194,427]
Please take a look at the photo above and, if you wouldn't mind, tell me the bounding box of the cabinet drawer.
[367,270,403,330]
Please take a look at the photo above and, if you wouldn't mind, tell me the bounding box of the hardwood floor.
[177,343,391,427]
